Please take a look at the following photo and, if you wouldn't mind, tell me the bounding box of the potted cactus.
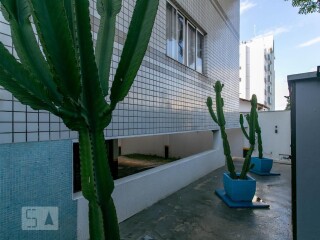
[240,109,273,174]
[207,81,257,202]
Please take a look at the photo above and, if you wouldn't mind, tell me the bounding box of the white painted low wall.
[76,133,225,240]
[119,131,214,158]
[254,110,291,160]
[226,128,243,157]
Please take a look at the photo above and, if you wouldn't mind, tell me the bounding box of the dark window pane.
[196,31,204,73]
[177,13,184,63]
[187,23,196,69]
[166,3,177,59]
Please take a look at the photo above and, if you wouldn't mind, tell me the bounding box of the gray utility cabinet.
[288,66,320,240]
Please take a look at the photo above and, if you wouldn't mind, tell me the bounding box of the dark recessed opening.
[73,140,118,193]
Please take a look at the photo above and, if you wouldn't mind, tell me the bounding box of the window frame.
[176,12,185,64]
[166,1,205,74]
[196,29,204,73]
[186,21,196,69]
[166,1,177,59]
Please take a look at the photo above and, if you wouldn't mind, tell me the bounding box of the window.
[166,3,177,59]
[177,13,185,63]
[187,22,196,69]
[196,31,204,73]
[166,1,204,73]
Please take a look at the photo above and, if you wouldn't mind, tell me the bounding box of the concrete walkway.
[120,161,292,240]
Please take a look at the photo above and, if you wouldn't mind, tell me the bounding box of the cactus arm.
[240,95,257,179]
[79,128,105,240]
[91,130,119,240]
[79,126,120,240]
[240,142,255,179]
[29,0,81,102]
[207,81,236,179]
[0,0,62,105]
[206,97,218,123]
[95,0,122,96]
[214,82,226,126]
[71,0,108,130]
[240,114,249,140]
[110,0,160,107]
[63,0,76,42]
[245,113,250,124]
[220,127,237,179]
[0,43,57,113]
[255,113,263,159]
[71,3,119,237]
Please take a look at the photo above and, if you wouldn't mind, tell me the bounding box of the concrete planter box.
[251,157,273,173]
[223,173,256,202]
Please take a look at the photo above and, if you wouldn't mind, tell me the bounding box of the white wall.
[119,135,168,157]
[242,110,291,160]
[239,100,251,112]
[76,132,225,240]
[119,131,214,158]
[226,128,243,157]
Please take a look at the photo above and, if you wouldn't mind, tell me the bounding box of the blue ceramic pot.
[223,173,256,202]
[251,157,273,173]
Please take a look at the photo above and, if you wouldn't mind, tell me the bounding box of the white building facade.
[239,34,275,110]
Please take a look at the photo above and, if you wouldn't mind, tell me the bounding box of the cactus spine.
[239,94,258,179]
[207,81,237,179]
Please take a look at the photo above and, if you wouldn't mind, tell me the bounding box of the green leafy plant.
[285,0,320,14]
[207,81,257,180]
[0,0,159,239]
[240,100,263,159]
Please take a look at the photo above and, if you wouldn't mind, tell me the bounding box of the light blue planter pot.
[223,173,256,202]
[251,157,273,173]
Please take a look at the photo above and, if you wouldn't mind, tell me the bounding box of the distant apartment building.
[239,34,275,110]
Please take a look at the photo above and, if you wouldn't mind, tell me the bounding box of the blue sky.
[240,0,320,110]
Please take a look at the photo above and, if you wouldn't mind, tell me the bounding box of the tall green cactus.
[207,81,237,179]
[239,94,258,179]
[0,0,159,239]
[240,100,263,159]
[255,114,263,159]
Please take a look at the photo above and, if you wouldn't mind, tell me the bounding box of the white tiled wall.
[0,0,240,144]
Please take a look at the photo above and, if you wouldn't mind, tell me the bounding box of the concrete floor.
[119,161,292,240]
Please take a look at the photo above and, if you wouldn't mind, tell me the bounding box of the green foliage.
[285,0,320,14]
[285,96,291,110]
[207,84,258,179]
[239,95,258,179]
[0,0,159,239]
[207,81,237,179]
[255,114,263,159]
[110,0,159,107]
[240,99,263,159]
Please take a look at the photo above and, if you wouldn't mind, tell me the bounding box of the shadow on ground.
[120,160,292,240]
